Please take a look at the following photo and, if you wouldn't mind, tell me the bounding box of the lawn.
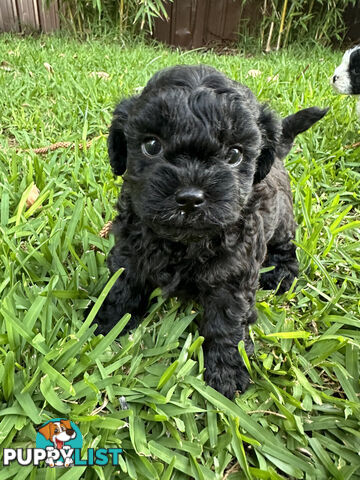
[0,33,359,480]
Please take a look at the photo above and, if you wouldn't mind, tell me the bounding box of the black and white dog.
[332,45,360,118]
[89,65,327,398]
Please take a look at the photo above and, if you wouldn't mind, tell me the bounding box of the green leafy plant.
[239,0,357,51]
[48,0,171,36]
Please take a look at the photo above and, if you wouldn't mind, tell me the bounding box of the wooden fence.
[153,0,263,49]
[1,0,359,45]
[0,0,59,33]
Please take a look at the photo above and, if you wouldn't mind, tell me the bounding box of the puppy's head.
[332,45,360,95]
[108,65,326,242]
[38,420,76,444]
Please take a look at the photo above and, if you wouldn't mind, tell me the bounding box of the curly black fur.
[88,65,328,398]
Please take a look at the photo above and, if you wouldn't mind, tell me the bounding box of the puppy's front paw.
[64,458,73,467]
[261,244,298,294]
[84,302,122,336]
[45,458,55,468]
[84,303,109,336]
[260,267,295,294]
[84,301,140,336]
[204,363,250,399]
[92,317,112,336]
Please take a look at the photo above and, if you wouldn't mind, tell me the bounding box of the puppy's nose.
[333,75,338,83]
[176,187,205,210]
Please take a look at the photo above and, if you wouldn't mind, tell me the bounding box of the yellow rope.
[20,135,105,154]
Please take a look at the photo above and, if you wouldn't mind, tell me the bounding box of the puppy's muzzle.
[175,187,205,213]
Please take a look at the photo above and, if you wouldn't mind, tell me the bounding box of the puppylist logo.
[3,418,122,467]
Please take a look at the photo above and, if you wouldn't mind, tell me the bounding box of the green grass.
[0,33,359,479]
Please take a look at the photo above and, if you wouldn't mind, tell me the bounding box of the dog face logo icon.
[39,420,75,449]
[36,419,82,467]
[3,418,122,467]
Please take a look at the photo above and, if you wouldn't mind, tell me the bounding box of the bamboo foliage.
[241,0,357,50]
[50,0,172,35]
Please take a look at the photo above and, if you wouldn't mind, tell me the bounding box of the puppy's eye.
[227,147,243,166]
[142,138,162,157]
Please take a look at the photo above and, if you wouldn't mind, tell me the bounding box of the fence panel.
[0,0,59,32]
[16,0,40,30]
[153,0,245,49]
[37,0,59,32]
[0,0,20,32]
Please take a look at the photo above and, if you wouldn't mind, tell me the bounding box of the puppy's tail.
[278,106,329,159]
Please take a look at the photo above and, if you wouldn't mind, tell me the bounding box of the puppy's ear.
[278,107,329,159]
[108,97,136,176]
[253,106,281,184]
[60,419,72,430]
[38,423,52,440]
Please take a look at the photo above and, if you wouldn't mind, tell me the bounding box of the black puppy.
[89,65,327,398]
